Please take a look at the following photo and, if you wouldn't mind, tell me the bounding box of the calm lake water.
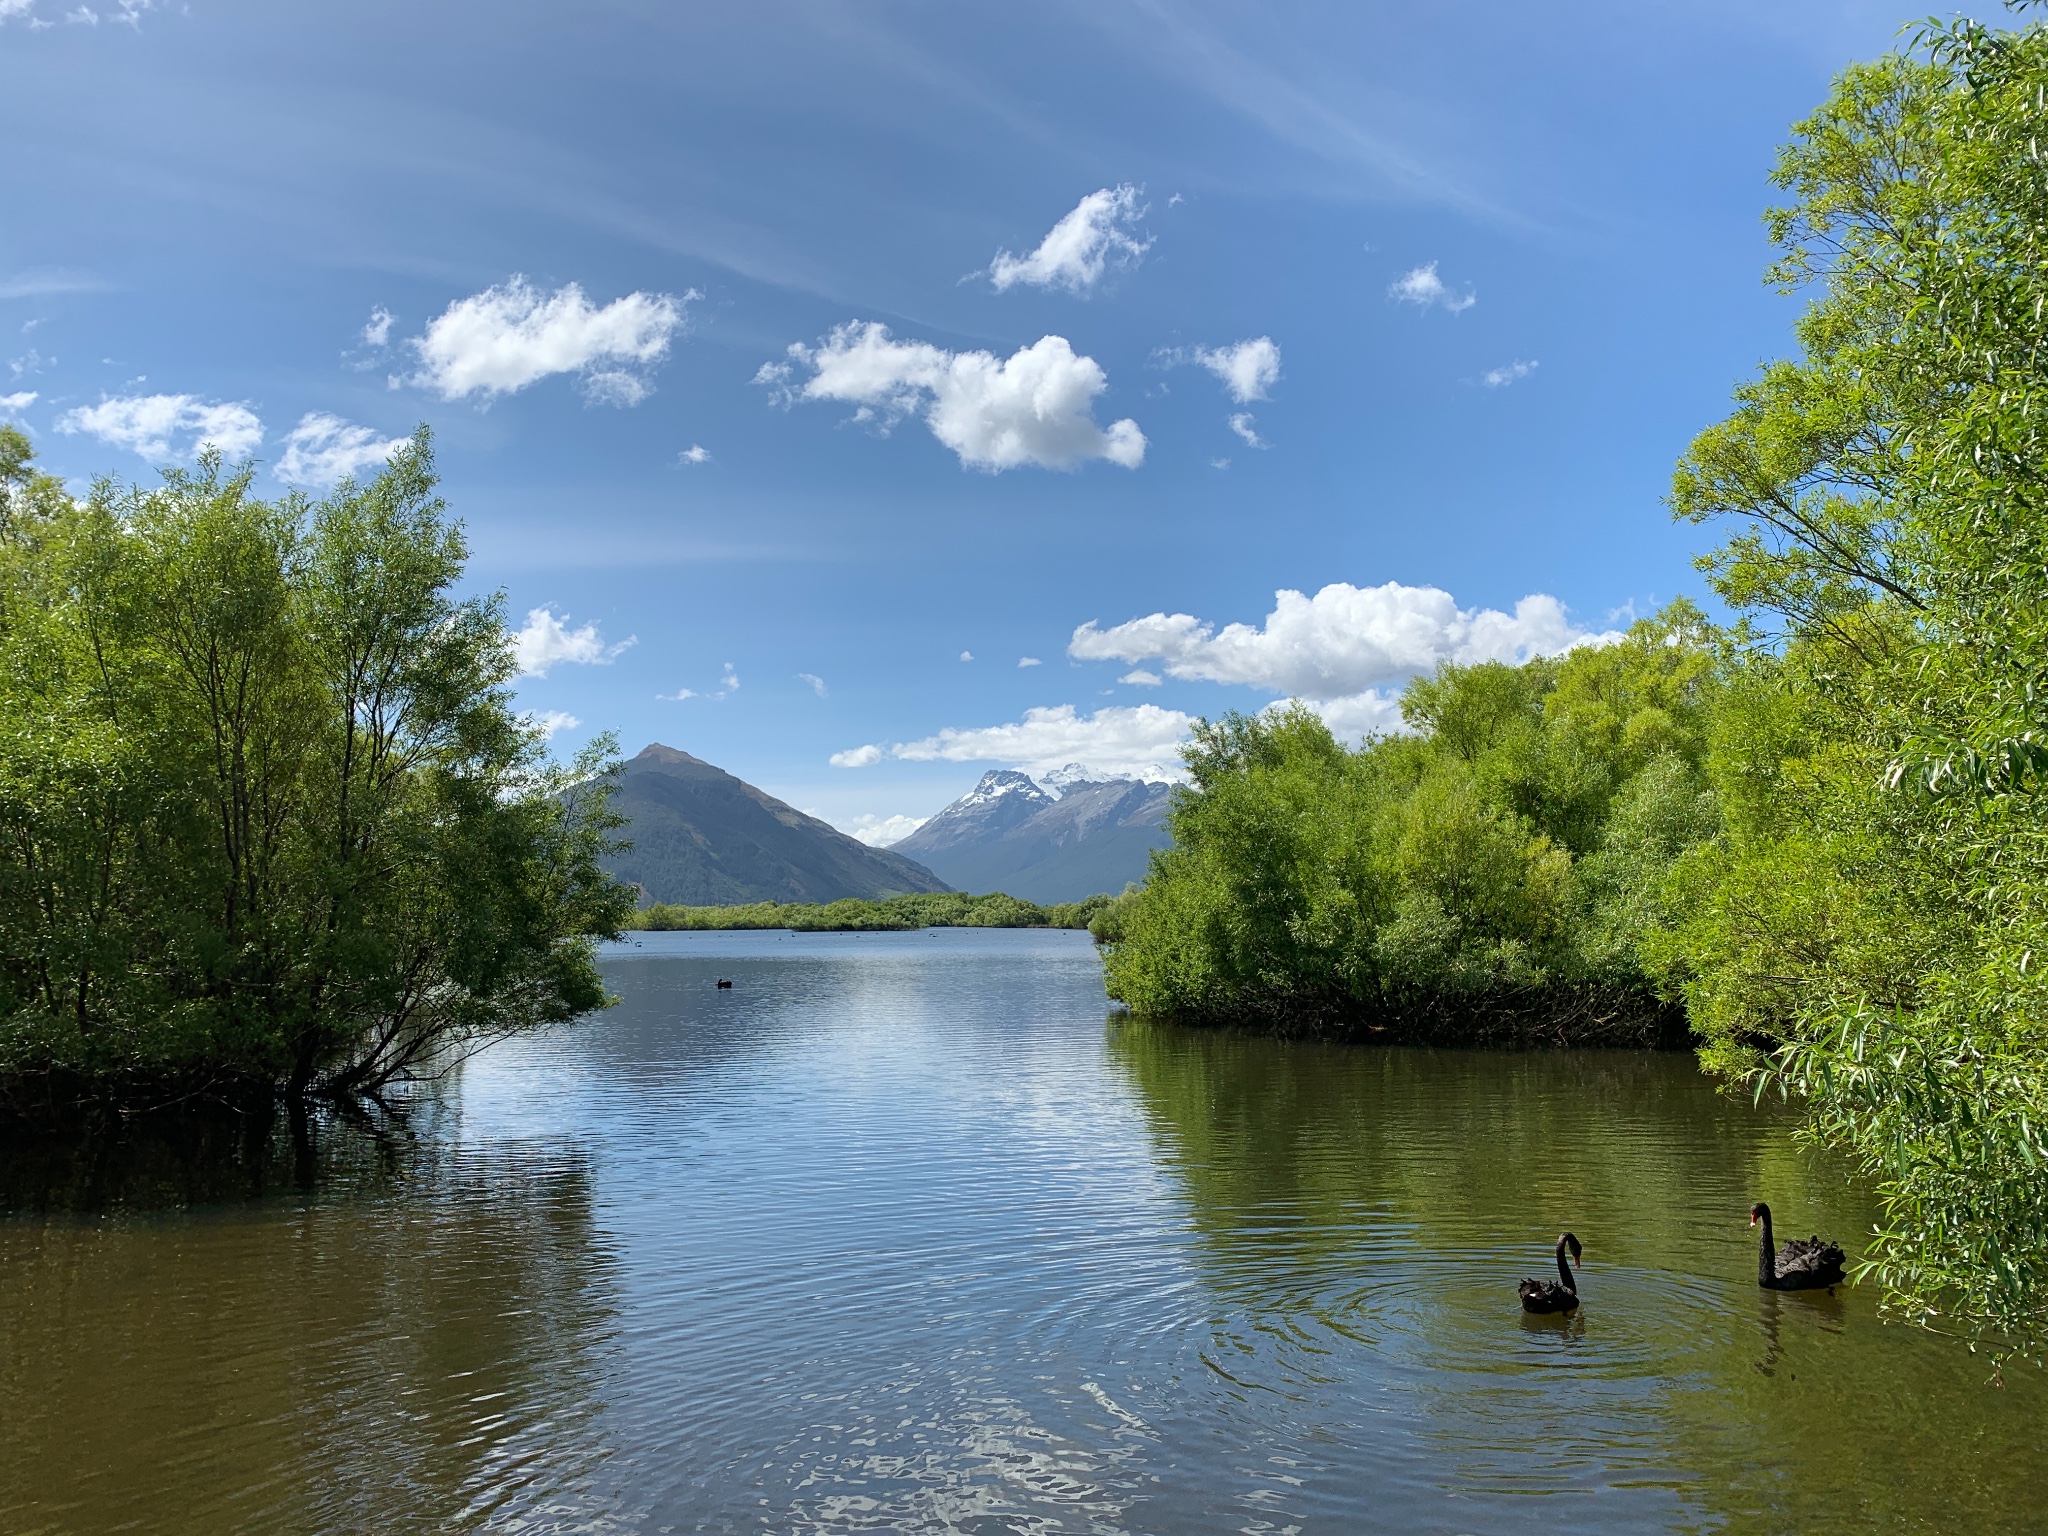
[3,929,2044,1534]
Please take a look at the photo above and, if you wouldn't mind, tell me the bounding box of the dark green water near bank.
[2,929,2041,1533]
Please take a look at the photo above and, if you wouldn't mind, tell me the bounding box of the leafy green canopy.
[1663,7,2048,1350]
[0,428,632,1103]
[1096,602,1717,1047]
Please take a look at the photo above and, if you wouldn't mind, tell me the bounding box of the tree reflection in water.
[1106,1016,2048,1535]
[0,1099,620,1535]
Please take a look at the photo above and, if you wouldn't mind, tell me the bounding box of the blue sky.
[0,0,1958,841]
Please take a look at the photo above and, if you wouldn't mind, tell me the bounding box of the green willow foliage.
[1660,8,2048,1351]
[0,428,632,1104]
[1100,603,1717,1047]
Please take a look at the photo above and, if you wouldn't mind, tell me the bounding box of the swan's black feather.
[1518,1278,1578,1314]
[1774,1236,1847,1285]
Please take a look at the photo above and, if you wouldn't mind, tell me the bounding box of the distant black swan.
[1519,1232,1582,1313]
[1750,1202,1846,1290]
[716,978,733,989]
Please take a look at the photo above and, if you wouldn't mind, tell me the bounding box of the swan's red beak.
[1748,1215,1758,1228]
[1573,1255,1581,1268]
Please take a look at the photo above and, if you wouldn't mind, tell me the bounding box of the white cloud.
[894,703,1192,782]
[830,744,883,769]
[511,606,634,678]
[988,185,1149,294]
[0,390,34,412]
[798,672,827,697]
[1120,669,1162,687]
[1482,359,1538,388]
[960,650,974,662]
[1018,656,1041,668]
[523,709,581,740]
[1228,412,1265,448]
[362,307,394,348]
[1193,337,1281,403]
[406,276,695,404]
[0,1,39,23]
[657,687,698,702]
[275,412,408,487]
[1070,581,1618,739]
[1389,262,1475,313]
[57,393,263,462]
[678,444,711,464]
[1210,457,1230,471]
[844,812,927,847]
[767,322,1144,473]
[718,662,739,694]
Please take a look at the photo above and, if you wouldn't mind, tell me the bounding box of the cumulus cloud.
[1228,412,1265,448]
[57,393,263,462]
[678,444,711,464]
[275,412,408,487]
[1388,262,1475,313]
[512,606,634,678]
[1018,656,1041,668]
[406,277,694,404]
[830,744,883,769]
[1192,337,1281,403]
[1120,669,1162,687]
[0,390,34,412]
[894,703,1193,782]
[798,672,827,697]
[1482,359,1538,388]
[987,185,1149,294]
[1070,581,1618,739]
[844,812,927,847]
[763,322,1143,472]
[959,650,974,662]
[362,307,394,348]
[523,709,581,739]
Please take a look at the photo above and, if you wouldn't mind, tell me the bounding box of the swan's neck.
[1555,1241,1576,1294]
[1757,1210,1776,1285]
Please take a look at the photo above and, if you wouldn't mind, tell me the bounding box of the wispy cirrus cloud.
[986,185,1150,293]
[758,322,1144,472]
[405,276,696,405]
[1481,359,1538,387]
[57,393,263,461]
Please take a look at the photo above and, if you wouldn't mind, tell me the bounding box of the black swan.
[715,978,733,989]
[1750,1202,1846,1290]
[1519,1232,1582,1313]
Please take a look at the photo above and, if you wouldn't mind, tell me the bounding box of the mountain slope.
[604,744,950,905]
[891,770,1172,903]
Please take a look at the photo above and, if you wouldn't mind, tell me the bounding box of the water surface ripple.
[3,928,2042,1534]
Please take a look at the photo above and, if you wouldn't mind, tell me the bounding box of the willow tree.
[1667,6,2048,1350]
[0,429,631,1102]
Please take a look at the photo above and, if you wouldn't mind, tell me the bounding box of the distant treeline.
[633,891,1113,932]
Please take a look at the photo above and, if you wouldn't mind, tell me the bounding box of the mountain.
[603,744,950,905]
[890,766,1174,903]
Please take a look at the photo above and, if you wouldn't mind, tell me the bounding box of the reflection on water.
[2,929,2042,1534]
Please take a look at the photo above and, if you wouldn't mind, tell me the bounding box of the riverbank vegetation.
[0,430,631,1111]
[634,891,1110,932]
[1102,11,2048,1351]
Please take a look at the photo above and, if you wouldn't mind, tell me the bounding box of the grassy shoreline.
[630,891,1113,933]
